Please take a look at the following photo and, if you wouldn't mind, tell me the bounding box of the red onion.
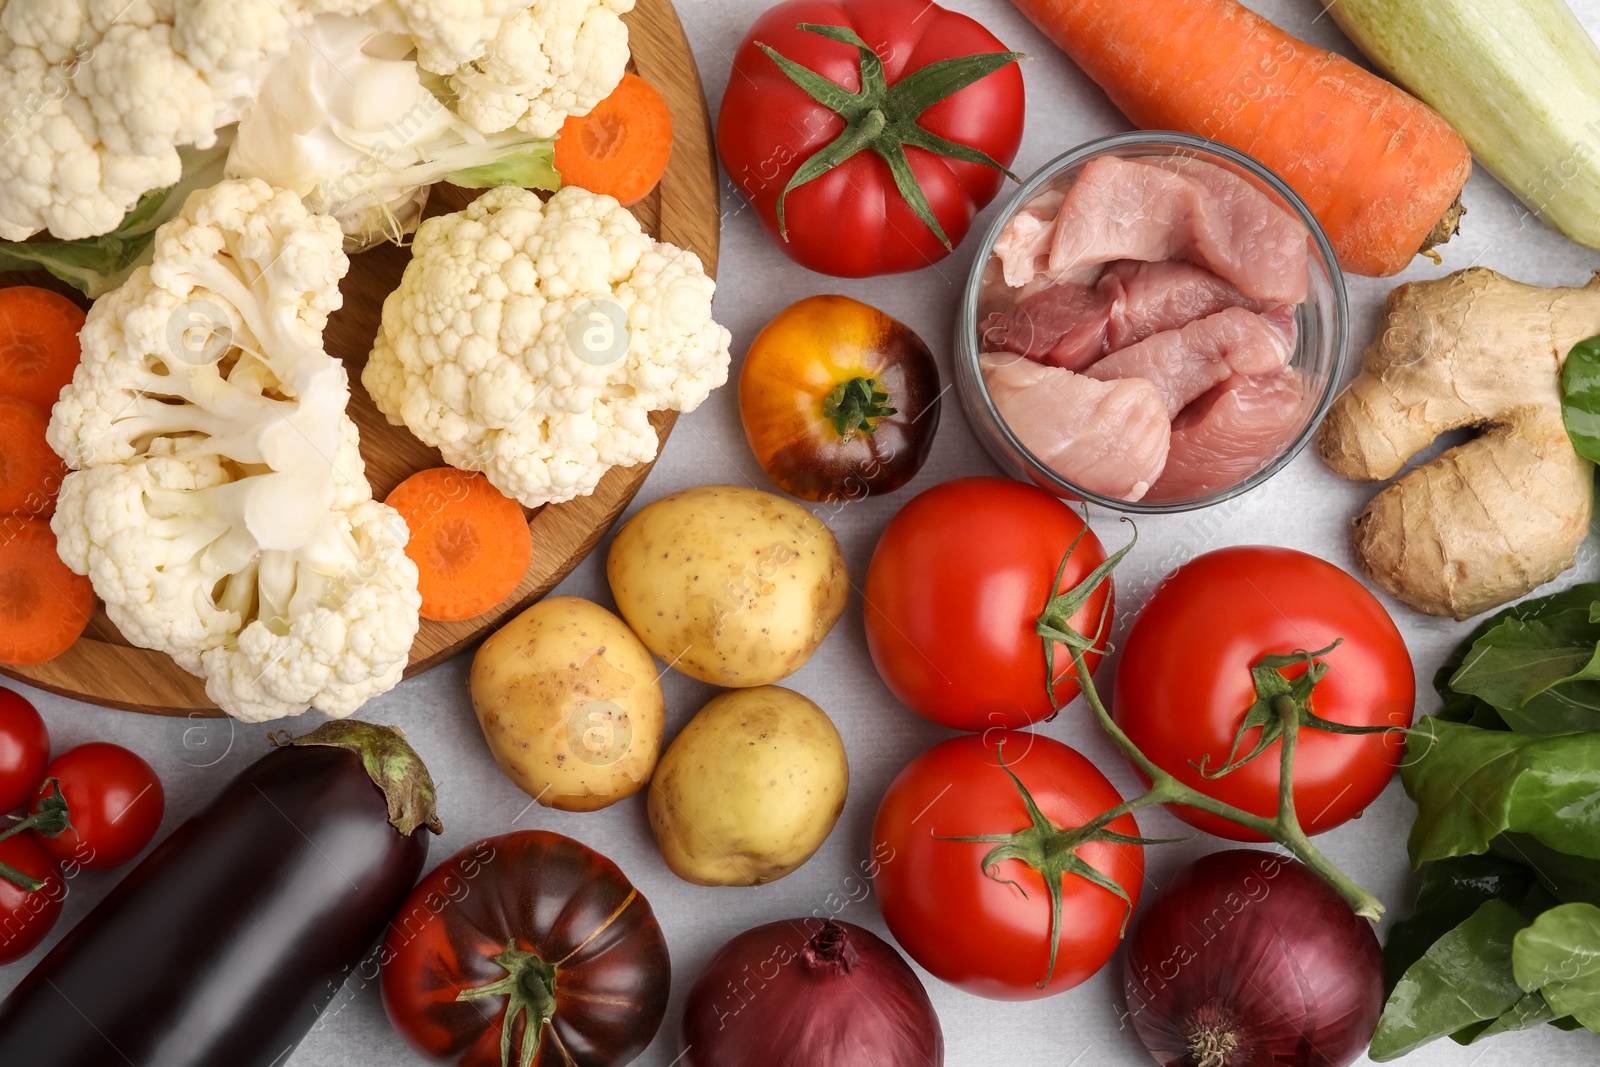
[681,918,942,1067]
[1123,850,1382,1067]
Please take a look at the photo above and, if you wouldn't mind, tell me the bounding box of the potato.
[606,485,849,687]
[648,686,848,886]
[470,596,665,812]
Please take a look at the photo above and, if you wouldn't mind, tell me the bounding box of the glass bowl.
[955,131,1348,513]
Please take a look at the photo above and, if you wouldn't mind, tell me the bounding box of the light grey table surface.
[4,2,1600,1065]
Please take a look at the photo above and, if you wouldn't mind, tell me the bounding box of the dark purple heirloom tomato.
[381,830,671,1067]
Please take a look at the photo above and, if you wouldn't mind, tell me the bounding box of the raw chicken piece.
[1045,156,1310,304]
[981,351,1171,502]
[1150,370,1308,500]
[994,189,1065,287]
[982,259,1273,370]
[1084,305,1298,417]
[1108,260,1273,349]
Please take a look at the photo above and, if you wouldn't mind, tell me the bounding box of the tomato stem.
[936,738,1174,989]
[457,940,560,1067]
[0,861,42,893]
[1193,641,1398,779]
[1066,642,1386,921]
[757,23,1024,245]
[0,781,71,893]
[822,376,896,439]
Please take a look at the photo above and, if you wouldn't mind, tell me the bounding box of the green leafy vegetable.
[1512,903,1600,1029]
[1381,854,1534,992]
[1562,335,1600,463]
[1370,899,1530,1060]
[1491,833,1600,909]
[1402,716,1600,865]
[1438,582,1600,733]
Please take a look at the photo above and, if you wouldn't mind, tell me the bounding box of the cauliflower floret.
[449,0,635,138]
[0,0,630,243]
[48,178,421,721]
[363,185,731,507]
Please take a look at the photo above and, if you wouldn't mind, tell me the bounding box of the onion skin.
[1123,851,1382,1067]
[681,918,942,1067]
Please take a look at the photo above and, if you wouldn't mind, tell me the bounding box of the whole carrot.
[1009,0,1472,277]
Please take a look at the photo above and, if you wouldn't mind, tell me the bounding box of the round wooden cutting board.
[0,0,721,716]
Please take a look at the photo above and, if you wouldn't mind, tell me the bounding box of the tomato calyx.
[756,23,1024,248]
[823,376,896,439]
[456,940,560,1067]
[1035,524,1135,709]
[936,739,1171,989]
[1196,640,1399,779]
[0,780,71,892]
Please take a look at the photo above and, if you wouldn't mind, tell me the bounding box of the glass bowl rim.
[958,129,1350,514]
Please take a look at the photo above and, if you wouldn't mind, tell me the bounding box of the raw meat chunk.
[1151,370,1308,500]
[982,260,1271,371]
[981,351,1171,502]
[993,189,1065,287]
[1045,156,1310,304]
[1084,306,1298,417]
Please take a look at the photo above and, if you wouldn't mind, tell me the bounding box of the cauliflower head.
[48,178,421,722]
[363,185,732,507]
[0,0,631,242]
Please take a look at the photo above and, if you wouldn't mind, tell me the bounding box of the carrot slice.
[0,518,94,665]
[0,397,66,520]
[0,287,86,412]
[555,73,674,206]
[386,468,533,623]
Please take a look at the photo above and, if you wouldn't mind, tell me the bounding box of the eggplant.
[0,720,441,1066]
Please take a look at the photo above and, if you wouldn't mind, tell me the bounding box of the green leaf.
[1383,854,1536,992]
[1561,334,1600,463]
[1436,582,1600,731]
[446,146,559,191]
[1491,834,1600,909]
[1458,991,1560,1042]
[1402,717,1600,865]
[1512,903,1600,1030]
[1371,899,1531,1060]
[1450,610,1600,725]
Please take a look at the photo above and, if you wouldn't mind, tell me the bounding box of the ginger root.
[1317,267,1600,619]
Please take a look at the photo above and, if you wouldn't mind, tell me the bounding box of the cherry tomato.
[0,832,63,963]
[1114,546,1415,840]
[0,688,49,814]
[36,743,164,868]
[740,296,942,503]
[873,731,1144,1000]
[864,477,1113,730]
[718,0,1025,276]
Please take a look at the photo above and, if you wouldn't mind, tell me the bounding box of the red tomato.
[873,731,1144,1000]
[0,688,48,813]
[1114,546,1415,840]
[36,743,164,868]
[718,0,1025,276]
[864,477,1113,730]
[0,832,63,963]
